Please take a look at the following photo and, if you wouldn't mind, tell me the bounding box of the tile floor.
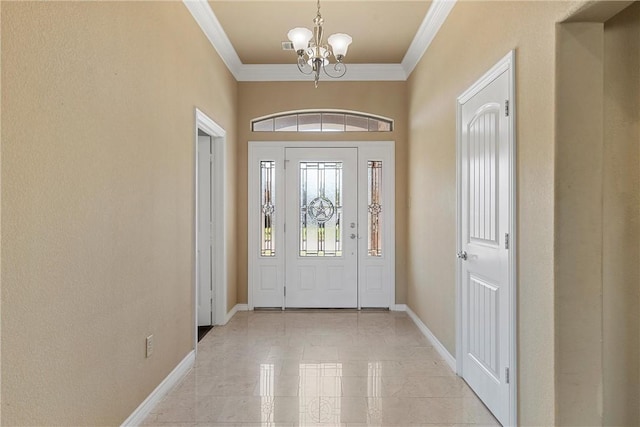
[141,310,500,426]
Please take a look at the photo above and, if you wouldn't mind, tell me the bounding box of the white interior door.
[285,147,358,308]
[197,135,213,326]
[459,70,511,424]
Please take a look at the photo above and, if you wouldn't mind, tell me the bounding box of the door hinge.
[504,233,510,249]
[284,286,286,296]
[505,367,510,384]
[210,153,214,163]
[505,100,510,117]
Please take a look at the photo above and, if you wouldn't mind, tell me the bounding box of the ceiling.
[208,1,433,65]
[185,0,456,81]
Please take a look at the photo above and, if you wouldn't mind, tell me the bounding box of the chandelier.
[287,0,352,88]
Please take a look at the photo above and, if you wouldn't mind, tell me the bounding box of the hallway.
[141,311,499,426]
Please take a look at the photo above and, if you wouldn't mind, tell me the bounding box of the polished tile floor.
[142,310,500,426]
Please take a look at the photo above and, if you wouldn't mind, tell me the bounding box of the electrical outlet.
[146,335,153,358]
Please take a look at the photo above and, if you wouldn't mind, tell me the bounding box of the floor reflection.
[141,311,501,426]
[367,362,383,424]
[259,363,275,424]
[299,363,343,424]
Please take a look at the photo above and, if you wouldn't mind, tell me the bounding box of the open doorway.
[194,109,227,348]
[197,129,213,340]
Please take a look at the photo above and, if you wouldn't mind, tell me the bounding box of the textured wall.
[237,81,408,305]
[555,4,640,425]
[555,22,605,426]
[1,2,237,425]
[407,1,582,425]
[602,4,640,425]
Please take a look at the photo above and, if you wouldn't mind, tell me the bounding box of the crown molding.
[183,0,242,77]
[236,64,407,82]
[402,0,457,78]
[183,0,455,82]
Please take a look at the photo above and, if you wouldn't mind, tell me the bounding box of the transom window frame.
[251,109,394,133]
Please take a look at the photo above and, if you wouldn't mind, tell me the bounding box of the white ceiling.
[184,0,457,81]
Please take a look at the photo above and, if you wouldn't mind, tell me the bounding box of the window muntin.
[251,110,393,132]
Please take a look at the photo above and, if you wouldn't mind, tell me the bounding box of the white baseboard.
[405,305,457,372]
[121,350,195,427]
[390,304,407,311]
[224,303,249,324]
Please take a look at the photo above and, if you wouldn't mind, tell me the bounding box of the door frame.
[194,108,227,351]
[247,140,395,310]
[455,50,517,426]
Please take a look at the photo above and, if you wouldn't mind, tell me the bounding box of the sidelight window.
[367,161,383,257]
[260,161,276,257]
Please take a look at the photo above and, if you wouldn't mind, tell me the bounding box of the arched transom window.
[251,110,393,132]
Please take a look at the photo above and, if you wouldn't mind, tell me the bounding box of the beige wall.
[602,4,640,425]
[555,21,605,426]
[237,81,408,305]
[1,2,237,425]
[407,1,584,425]
[0,0,3,420]
[555,3,640,425]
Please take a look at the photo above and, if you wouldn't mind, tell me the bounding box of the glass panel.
[377,120,392,131]
[368,161,382,257]
[299,161,343,257]
[275,115,298,131]
[252,118,274,132]
[298,113,322,132]
[260,161,276,257]
[345,115,369,131]
[321,113,345,132]
[252,111,392,133]
[368,118,392,132]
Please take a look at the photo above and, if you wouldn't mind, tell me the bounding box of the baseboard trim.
[405,305,457,372]
[390,304,407,311]
[224,303,249,324]
[121,350,195,426]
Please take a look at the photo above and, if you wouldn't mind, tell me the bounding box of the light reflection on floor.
[142,310,500,426]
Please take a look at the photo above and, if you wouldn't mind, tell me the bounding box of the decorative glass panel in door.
[299,162,342,257]
[367,161,383,257]
[285,148,358,308]
[260,161,276,257]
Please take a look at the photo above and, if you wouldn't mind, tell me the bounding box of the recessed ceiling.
[208,1,432,64]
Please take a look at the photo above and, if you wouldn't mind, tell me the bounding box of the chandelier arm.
[296,56,314,75]
[322,61,347,79]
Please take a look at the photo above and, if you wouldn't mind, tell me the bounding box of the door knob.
[457,251,468,260]
[350,233,357,239]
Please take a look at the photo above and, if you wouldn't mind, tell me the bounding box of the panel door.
[197,135,213,326]
[460,71,510,424]
[285,147,358,308]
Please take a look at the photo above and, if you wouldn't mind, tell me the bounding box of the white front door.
[284,147,358,308]
[197,135,213,326]
[459,69,511,424]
